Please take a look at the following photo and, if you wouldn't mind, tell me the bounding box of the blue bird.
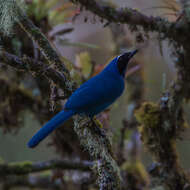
[28,50,138,148]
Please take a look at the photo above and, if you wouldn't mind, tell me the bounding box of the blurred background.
[0,0,190,189]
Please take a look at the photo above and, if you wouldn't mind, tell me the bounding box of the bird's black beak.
[128,49,138,59]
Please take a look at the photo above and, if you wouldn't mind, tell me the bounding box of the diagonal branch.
[0,51,72,95]
[15,4,69,75]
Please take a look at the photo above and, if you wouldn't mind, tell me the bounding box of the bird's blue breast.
[65,58,125,117]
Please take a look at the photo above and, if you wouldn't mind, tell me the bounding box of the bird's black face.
[117,49,138,77]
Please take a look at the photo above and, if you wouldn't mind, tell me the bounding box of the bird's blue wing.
[65,74,124,113]
[65,85,106,111]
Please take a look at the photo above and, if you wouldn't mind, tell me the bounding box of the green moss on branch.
[135,102,190,190]
[74,115,121,190]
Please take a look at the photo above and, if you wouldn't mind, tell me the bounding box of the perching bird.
[28,50,138,148]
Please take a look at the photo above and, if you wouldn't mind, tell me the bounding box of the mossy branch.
[0,1,69,76]
[0,160,92,176]
[135,102,190,189]
[70,0,183,42]
[134,42,190,189]
[0,51,71,95]
[15,4,69,75]
[74,116,121,190]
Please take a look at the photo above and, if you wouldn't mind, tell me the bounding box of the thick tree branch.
[0,160,92,176]
[74,116,121,189]
[71,0,181,41]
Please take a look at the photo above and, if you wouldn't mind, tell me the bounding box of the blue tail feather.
[28,110,75,148]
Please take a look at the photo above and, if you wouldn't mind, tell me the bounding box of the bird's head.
[117,49,138,77]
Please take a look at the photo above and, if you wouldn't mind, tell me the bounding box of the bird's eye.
[117,54,125,62]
